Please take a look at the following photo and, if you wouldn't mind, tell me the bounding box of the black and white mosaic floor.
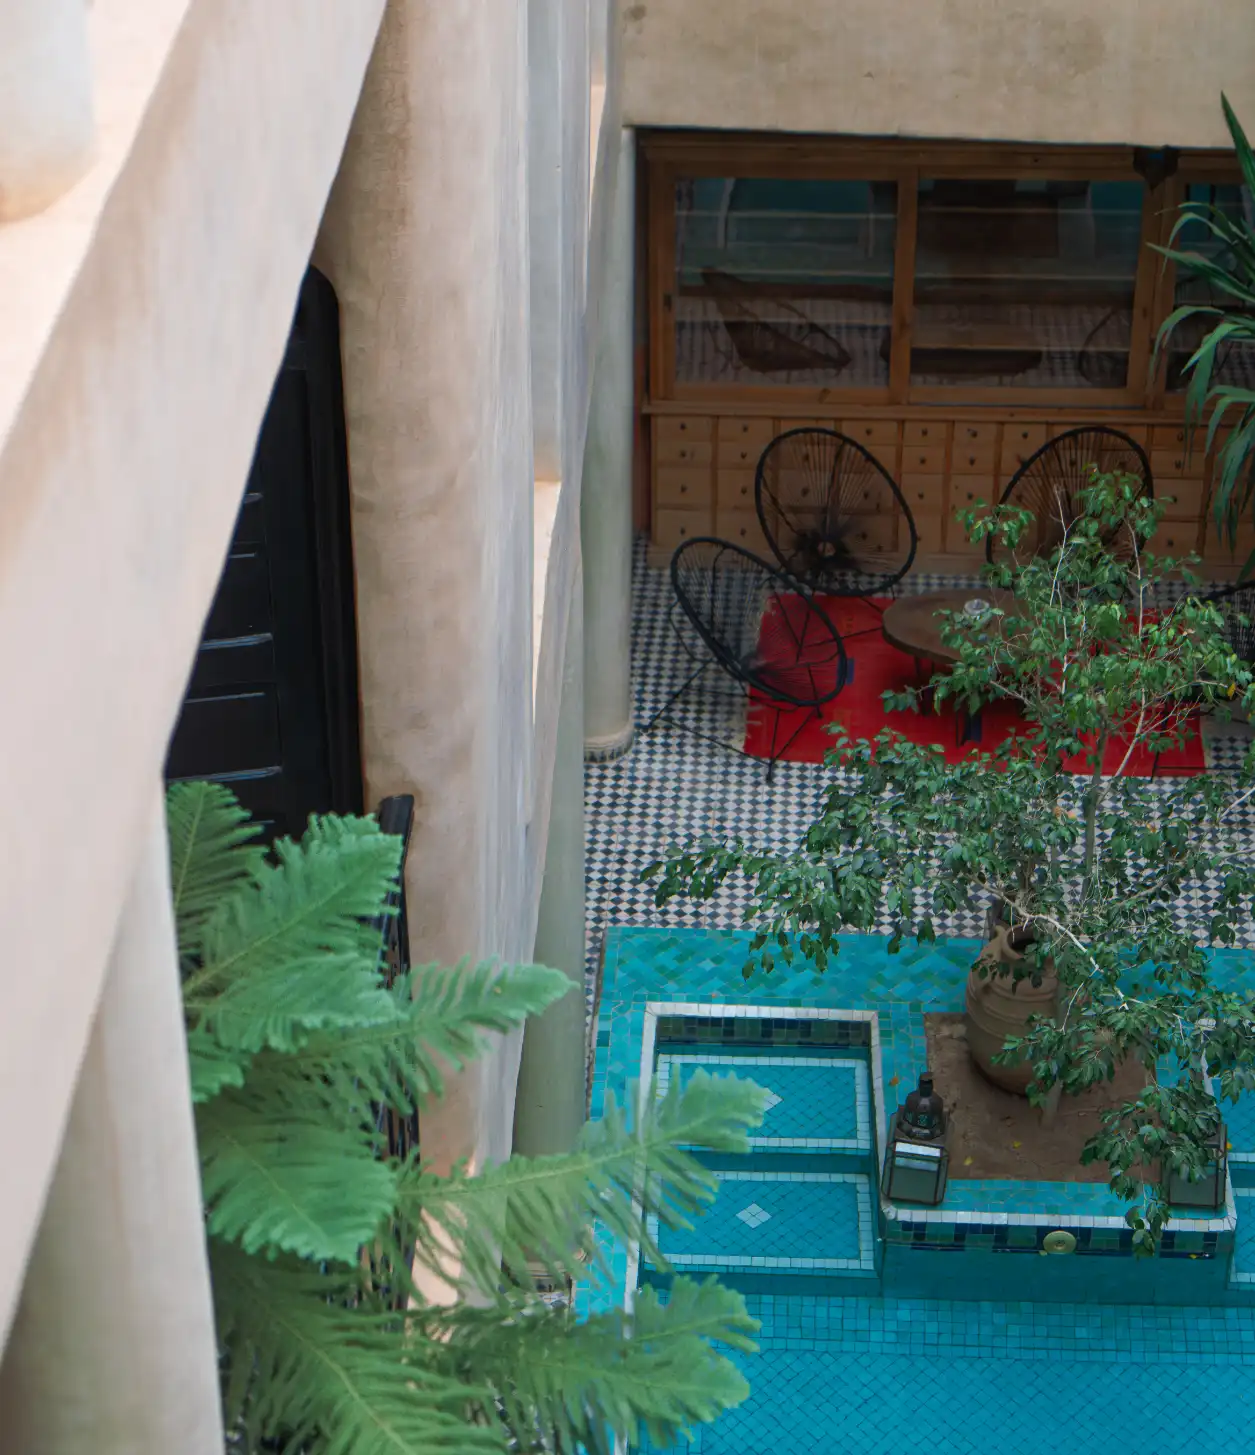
[583,539,1255,994]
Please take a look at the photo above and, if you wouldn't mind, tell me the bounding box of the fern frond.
[400,1071,767,1293]
[185,1024,251,1104]
[166,781,266,967]
[254,962,571,1120]
[427,1278,756,1455]
[198,1089,397,1262]
[212,1239,498,1455]
[187,815,402,1052]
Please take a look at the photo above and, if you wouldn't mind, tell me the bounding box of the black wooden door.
[166,267,363,838]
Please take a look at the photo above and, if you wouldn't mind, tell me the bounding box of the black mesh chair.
[987,426,1153,568]
[755,428,918,601]
[646,537,849,781]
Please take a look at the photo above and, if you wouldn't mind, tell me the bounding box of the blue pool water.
[591,928,1255,1453]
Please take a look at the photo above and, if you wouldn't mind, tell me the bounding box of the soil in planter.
[924,1012,1148,1182]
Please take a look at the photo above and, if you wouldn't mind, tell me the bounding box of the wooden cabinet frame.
[644,132,1241,415]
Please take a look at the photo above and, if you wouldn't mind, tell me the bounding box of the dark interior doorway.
[165,267,363,839]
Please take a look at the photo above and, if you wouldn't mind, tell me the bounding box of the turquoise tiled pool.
[590,926,1255,1452]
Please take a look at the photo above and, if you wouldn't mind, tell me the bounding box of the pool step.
[646,1169,876,1278]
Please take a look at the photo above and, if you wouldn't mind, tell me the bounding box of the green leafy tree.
[645,479,1255,1248]
[170,781,764,1454]
[1155,94,1255,548]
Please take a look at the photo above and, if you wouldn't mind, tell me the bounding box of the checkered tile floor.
[584,539,1255,997]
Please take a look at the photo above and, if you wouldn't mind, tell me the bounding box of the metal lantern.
[881,1071,950,1206]
[1166,1123,1228,1212]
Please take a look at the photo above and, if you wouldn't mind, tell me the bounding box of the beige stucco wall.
[623,0,1255,146]
[0,0,385,1347]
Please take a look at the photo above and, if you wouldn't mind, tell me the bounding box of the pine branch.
[187,815,403,1052]
[426,1278,756,1455]
[166,781,267,968]
[198,1089,398,1263]
[399,1071,767,1293]
[212,1240,498,1455]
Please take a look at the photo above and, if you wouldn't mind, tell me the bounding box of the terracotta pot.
[964,925,1059,1095]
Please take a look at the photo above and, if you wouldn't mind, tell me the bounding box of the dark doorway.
[166,267,363,838]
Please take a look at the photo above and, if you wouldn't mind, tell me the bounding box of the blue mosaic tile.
[1234,1191,1255,1287]
[649,1172,874,1273]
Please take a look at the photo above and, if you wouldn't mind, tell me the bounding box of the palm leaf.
[166,781,266,967]
[198,1089,397,1262]
[401,1071,767,1293]
[255,962,571,1118]
[427,1278,756,1455]
[187,815,402,1051]
[185,1024,251,1104]
[1224,92,1255,201]
[212,1240,497,1455]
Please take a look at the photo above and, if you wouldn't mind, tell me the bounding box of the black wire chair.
[986,425,1153,569]
[754,428,918,603]
[646,537,849,782]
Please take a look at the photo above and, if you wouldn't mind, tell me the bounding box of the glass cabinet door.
[673,177,897,389]
[909,178,1145,391]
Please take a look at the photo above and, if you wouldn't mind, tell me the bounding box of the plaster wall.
[0,0,385,1341]
[622,0,1255,146]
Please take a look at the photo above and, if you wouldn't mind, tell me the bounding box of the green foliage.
[1154,94,1255,552]
[645,479,1255,1248]
[176,783,765,1453]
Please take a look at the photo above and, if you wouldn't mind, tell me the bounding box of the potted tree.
[646,477,1255,1247]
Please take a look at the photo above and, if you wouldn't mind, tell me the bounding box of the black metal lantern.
[881,1071,950,1205]
[1166,1123,1228,1212]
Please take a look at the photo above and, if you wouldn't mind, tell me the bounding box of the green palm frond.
[198,1089,397,1262]
[427,1278,756,1455]
[255,962,571,1118]
[167,780,267,967]
[1153,95,1255,551]
[186,815,402,1052]
[402,1071,767,1292]
[186,1024,251,1104]
[212,1240,498,1455]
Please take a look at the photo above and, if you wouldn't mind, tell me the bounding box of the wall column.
[0,0,93,221]
[582,127,636,761]
[0,790,223,1454]
[514,567,589,1155]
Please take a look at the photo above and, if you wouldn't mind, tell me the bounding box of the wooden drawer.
[903,420,949,447]
[913,513,945,555]
[1149,520,1202,557]
[716,468,757,511]
[1152,424,1190,451]
[717,416,775,448]
[653,507,712,553]
[655,435,713,467]
[1000,423,1049,472]
[1151,448,1205,481]
[953,421,999,450]
[847,476,896,514]
[655,465,712,509]
[843,419,900,447]
[1156,477,1206,520]
[951,444,999,475]
[949,477,998,512]
[715,507,771,557]
[655,416,713,445]
[901,444,946,475]
[844,515,899,553]
[1202,522,1255,564]
[900,474,946,514]
[719,435,773,469]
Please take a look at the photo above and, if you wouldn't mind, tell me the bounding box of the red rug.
[742,595,1206,776]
